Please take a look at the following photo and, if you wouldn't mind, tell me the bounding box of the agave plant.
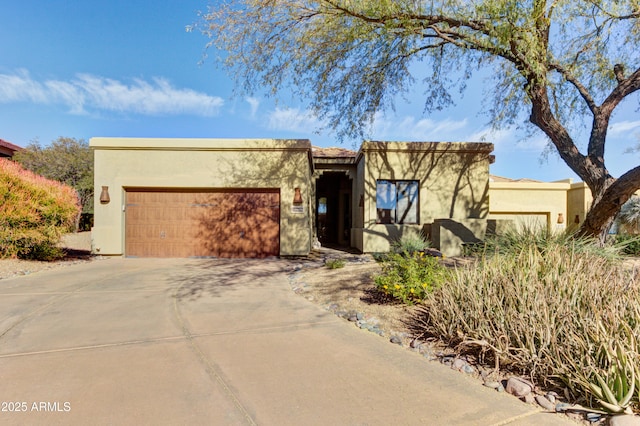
[586,327,638,414]
[616,196,640,235]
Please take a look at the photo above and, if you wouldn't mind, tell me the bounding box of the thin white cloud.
[370,112,468,141]
[609,120,640,136]
[465,127,548,152]
[266,107,326,132]
[466,127,513,146]
[246,97,260,119]
[0,69,223,117]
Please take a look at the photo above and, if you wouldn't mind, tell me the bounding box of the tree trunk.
[527,80,640,243]
[578,168,640,242]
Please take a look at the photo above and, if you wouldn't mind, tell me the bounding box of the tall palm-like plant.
[616,196,640,235]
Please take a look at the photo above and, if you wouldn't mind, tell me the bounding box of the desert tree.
[193,0,640,240]
[13,137,94,215]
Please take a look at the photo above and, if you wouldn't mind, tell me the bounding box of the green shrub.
[374,252,448,304]
[325,258,346,269]
[414,233,640,412]
[0,159,80,260]
[391,228,430,254]
[616,233,640,256]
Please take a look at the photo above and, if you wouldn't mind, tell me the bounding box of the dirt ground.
[294,254,417,339]
[0,232,93,280]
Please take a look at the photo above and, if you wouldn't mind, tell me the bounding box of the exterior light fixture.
[100,186,110,204]
[293,187,303,204]
[557,213,564,224]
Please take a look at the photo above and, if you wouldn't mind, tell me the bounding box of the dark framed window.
[376,180,419,224]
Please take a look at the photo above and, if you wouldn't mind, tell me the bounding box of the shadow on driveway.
[171,258,293,301]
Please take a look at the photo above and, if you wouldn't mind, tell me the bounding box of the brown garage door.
[125,189,280,258]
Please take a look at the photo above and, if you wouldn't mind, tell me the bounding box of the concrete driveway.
[0,258,572,425]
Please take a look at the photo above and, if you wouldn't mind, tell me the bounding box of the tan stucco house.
[91,138,495,258]
[488,175,592,233]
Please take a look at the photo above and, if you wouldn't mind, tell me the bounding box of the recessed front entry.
[125,189,280,258]
[315,172,352,247]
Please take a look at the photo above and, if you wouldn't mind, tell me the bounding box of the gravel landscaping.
[0,232,94,280]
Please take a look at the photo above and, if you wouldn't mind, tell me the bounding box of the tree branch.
[549,63,598,113]
[589,66,640,160]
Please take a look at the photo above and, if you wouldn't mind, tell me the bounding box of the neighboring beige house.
[488,175,592,233]
[91,138,495,258]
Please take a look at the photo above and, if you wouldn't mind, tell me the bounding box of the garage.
[125,189,280,258]
[91,138,313,257]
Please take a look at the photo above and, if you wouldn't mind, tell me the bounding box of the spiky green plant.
[616,196,640,235]
[390,228,430,254]
[414,229,640,411]
[325,258,346,269]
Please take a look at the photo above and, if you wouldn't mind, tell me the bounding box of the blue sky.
[1,1,638,182]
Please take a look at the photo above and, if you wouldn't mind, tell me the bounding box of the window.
[318,197,327,215]
[376,180,419,224]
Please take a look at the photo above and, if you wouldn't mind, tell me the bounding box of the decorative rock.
[452,358,468,371]
[390,335,403,345]
[367,317,380,325]
[327,303,339,311]
[609,415,640,426]
[356,312,364,321]
[419,346,435,359]
[585,413,602,423]
[555,402,572,412]
[421,248,444,258]
[522,393,536,404]
[535,395,555,411]
[483,381,504,392]
[441,355,455,366]
[348,315,358,322]
[505,377,533,398]
[422,352,438,362]
[410,339,422,349]
[545,391,557,404]
[461,365,476,375]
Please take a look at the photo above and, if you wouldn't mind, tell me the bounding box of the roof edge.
[89,137,312,151]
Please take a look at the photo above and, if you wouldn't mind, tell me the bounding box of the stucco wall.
[356,141,493,254]
[567,182,592,231]
[91,138,313,256]
[488,180,570,232]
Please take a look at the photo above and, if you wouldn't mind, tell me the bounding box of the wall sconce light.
[557,213,564,224]
[293,187,303,204]
[574,214,580,224]
[100,186,110,204]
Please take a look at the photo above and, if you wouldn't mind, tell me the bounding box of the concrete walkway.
[0,258,575,425]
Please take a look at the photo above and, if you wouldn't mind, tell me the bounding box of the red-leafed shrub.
[0,159,80,260]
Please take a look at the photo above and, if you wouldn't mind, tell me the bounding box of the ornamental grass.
[413,229,640,412]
